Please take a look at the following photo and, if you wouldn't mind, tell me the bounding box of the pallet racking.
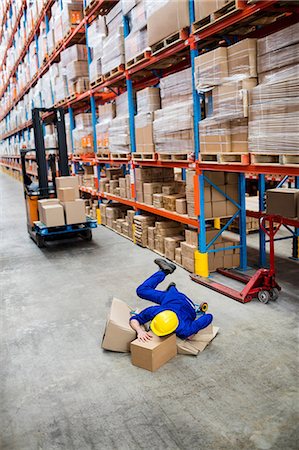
[0,0,298,272]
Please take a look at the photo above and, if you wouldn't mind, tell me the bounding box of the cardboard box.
[194,0,228,21]
[266,188,299,219]
[182,256,194,272]
[176,324,219,355]
[228,38,257,78]
[176,198,187,214]
[57,187,76,202]
[185,229,198,247]
[231,118,248,152]
[130,332,177,372]
[41,204,65,227]
[102,298,136,352]
[212,201,227,218]
[143,182,162,195]
[63,199,86,224]
[205,202,212,219]
[195,47,228,88]
[147,0,189,47]
[38,198,59,222]
[56,176,80,198]
[211,185,226,202]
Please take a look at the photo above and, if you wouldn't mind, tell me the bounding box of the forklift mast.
[31,107,70,197]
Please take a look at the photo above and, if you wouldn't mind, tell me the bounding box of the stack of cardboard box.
[135,87,161,154]
[87,15,107,83]
[38,176,86,227]
[96,103,116,154]
[101,2,125,76]
[109,92,131,155]
[135,167,174,204]
[195,40,258,154]
[249,23,299,155]
[153,68,194,156]
[123,0,148,64]
[134,214,156,247]
[72,113,93,155]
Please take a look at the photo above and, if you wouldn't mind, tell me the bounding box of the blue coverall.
[130,270,213,340]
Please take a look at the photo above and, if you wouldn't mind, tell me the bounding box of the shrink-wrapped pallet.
[101,4,125,75]
[124,1,148,63]
[160,68,192,108]
[153,101,194,154]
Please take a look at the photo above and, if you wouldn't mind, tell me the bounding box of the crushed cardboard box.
[177,324,219,356]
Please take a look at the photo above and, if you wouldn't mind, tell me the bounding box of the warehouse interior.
[0,1,298,449]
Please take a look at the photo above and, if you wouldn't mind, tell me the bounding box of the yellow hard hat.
[150,310,179,336]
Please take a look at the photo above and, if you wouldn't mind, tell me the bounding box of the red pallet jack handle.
[191,215,282,303]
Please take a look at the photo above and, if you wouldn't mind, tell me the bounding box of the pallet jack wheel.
[200,302,208,312]
[84,229,92,241]
[257,290,270,304]
[269,288,279,301]
[36,234,45,248]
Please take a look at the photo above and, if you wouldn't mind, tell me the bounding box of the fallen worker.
[130,259,213,342]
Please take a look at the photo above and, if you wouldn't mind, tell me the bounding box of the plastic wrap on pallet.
[109,116,130,153]
[136,87,160,114]
[249,78,299,154]
[116,92,131,117]
[195,47,228,91]
[227,39,257,79]
[66,60,89,82]
[257,22,299,56]
[61,45,88,67]
[153,101,194,154]
[230,119,248,153]
[61,1,83,37]
[258,64,299,85]
[146,0,189,47]
[258,43,299,75]
[96,103,116,150]
[160,68,192,108]
[124,1,148,62]
[211,78,257,120]
[73,113,93,154]
[101,23,125,75]
[199,117,231,154]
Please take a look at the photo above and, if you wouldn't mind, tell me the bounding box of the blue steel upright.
[238,173,247,270]
[258,174,266,267]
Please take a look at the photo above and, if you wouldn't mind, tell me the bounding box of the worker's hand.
[137,330,153,342]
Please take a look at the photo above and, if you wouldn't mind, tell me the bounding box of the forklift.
[22,107,96,247]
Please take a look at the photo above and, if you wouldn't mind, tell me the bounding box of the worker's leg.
[136,270,167,304]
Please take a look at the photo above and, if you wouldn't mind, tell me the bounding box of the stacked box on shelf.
[186,170,239,219]
[72,113,93,155]
[124,0,148,65]
[88,15,107,83]
[194,1,230,23]
[145,0,189,47]
[96,103,116,155]
[134,214,156,247]
[195,40,258,154]
[135,87,161,154]
[153,68,194,156]
[60,44,89,95]
[249,23,299,155]
[109,92,131,155]
[135,167,175,204]
[101,2,125,76]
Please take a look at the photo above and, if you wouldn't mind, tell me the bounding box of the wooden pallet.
[84,0,97,14]
[157,153,191,163]
[199,153,249,165]
[151,28,189,56]
[126,50,152,69]
[66,93,76,102]
[97,151,110,160]
[192,0,242,33]
[250,153,299,166]
[54,99,66,107]
[132,152,157,162]
[103,64,125,81]
[90,75,104,88]
[110,153,130,160]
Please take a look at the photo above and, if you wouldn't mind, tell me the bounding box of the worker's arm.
[185,313,213,338]
[130,319,152,342]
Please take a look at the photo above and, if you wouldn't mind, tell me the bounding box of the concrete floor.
[0,171,298,450]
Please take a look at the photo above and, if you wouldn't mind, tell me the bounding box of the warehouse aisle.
[0,172,298,450]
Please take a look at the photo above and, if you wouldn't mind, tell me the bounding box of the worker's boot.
[166,282,176,291]
[154,258,176,275]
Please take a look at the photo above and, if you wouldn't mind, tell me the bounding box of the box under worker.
[130,259,213,342]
